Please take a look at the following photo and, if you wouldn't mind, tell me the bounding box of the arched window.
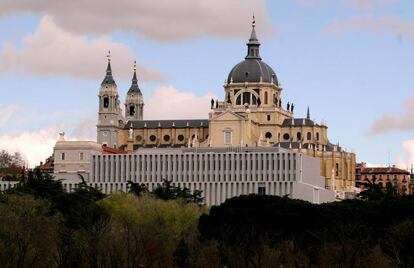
[129,105,135,116]
[236,92,258,106]
[103,96,109,108]
[316,132,320,141]
[236,95,242,105]
[252,94,257,105]
[307,132,312,141]
[264,92,268,104]
[335,163,339,177]
[297,132,301,141]
[242,92,250,105]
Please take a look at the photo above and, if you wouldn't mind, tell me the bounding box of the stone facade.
[96,21,356,194]
[54,133,103,181]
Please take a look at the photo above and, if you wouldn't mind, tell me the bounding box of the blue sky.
[0,0,413,167]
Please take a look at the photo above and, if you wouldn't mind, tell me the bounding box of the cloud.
[324,16,414,40]
[70,116,96,141]
[0,16,164,81]
[0,0,272,42]
[369,97,414,135]
[365,162,387,167]
[0,86,215,166]
[0,104,18,128]
[145,86,216,120]
[0,126,59,168]
[393,140,414,170]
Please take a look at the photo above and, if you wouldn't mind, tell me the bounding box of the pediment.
[213,110,246,121]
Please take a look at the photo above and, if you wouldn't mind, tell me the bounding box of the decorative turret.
[125,61,144,121]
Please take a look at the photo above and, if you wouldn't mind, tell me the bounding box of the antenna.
[387,150,390,167]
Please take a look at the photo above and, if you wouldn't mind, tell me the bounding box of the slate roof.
[101,61,116,86]
[227,59,278,85]
[226,22,278,85]
[124,119,209,129]
[127,69,142,95]
[275,142,343,152]
[282,118,320,127]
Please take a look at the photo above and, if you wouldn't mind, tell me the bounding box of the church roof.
[125,119,209,129]
[101,60,116,86]
[282,118,321,127]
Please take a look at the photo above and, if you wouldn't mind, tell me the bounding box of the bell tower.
[97,51,122,148]
[125,61,144,121]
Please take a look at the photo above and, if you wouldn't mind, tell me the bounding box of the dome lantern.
[226,18,279,86]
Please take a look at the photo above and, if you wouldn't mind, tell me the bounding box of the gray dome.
[227,21,279,86]
[227,59,278,85]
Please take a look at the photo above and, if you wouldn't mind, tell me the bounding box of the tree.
[151,180,204,204]
[0,194,60,267]
[358,175,385,201]
[127,180,148,196]
[97,193,205,267]
[0,150,25,181]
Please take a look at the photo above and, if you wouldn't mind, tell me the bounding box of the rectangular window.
[267,114,271,121]
[79,152,84,161]
[258,186,266,195]
[224,131,232,145]
[61,152,65,161]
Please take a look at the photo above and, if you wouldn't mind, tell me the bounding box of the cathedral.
[96,19,355,192]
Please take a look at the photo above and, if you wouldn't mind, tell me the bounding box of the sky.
[0,0,414,168]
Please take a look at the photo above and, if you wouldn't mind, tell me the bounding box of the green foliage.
[199,194,414,267]
[0,194,60,268]
[3,170,414,267]
[95,193,205,267]
[358,176,401,201]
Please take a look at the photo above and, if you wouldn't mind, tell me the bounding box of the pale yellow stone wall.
[119,127,208,150]
[116,80,356,192]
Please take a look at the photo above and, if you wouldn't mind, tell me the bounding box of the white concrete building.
[85,147,334,205]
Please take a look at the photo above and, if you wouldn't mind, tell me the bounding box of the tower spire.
[102,50,116,85]
[128,60,141,94]
[307,106,310,120]
[245,15,261,60]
